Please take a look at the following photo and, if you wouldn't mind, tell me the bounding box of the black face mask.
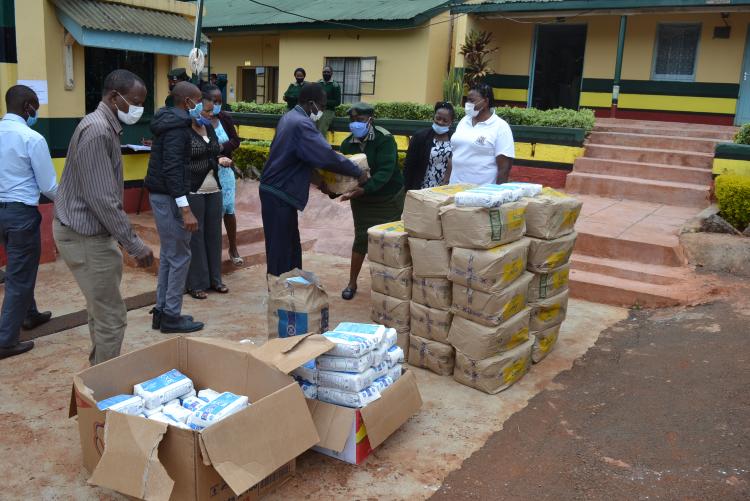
[323,74,332,82]
[296,77,305,84]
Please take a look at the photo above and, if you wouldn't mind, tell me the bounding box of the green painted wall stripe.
[0,1,14,28]
[484,74,530,90]
[34,118,155,157]
[582,78,739,98]
[513,158,574,171]
[715,143,750,160]
[0,25,16,63]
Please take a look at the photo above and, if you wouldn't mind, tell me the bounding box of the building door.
[241,68,257,102]
[736,25,750,125]
[530,25,587,110]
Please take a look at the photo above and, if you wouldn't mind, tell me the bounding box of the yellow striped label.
[503,294,525,320]
[503,357,528,384]
[552,269,570,289]
[506,207,526,231]
[545,251,568,269]
[538,331,559,354]
[503,258,525,283]
[537,304,562,322]
[506,327,529,351]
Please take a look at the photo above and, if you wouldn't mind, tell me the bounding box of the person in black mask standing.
[316,65,341,135]
[283,67,307,110]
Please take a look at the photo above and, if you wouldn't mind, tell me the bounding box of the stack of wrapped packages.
[367,222,413,357]
[442,183,542,394]
[401,185,474,376]
[524,187,582,363]
[291,322,404,407]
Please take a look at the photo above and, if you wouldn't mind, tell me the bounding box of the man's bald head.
[171,81,201,111]
[5,85,39,117]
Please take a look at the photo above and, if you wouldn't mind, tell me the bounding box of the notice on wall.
[17,80,49,104]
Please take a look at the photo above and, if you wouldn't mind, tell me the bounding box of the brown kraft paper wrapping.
[408,334,455,376]
[367,221,412,268]
[453,337,534,394]
[369,262,413,300]
[449,238,530,293]
[524,188,582,240]
[371,290,410,332]
[531,324,561,363]
[452,272,533,327]
[412,276,452,310]
[267,269,329,338]
[408,237,451,277]
[315,153,370,195]
[441,201,528,249]
[410,301,453,344]
[448,307,531,360]
[526,232,577,273]
[403,184,475,239]
[528,264,570,302]
[529,289,569,331]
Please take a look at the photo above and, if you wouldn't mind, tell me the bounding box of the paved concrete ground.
[0,253,626,500]
[432,288,750,501]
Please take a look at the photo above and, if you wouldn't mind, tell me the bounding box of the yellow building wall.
[209,34,280,104]
[423,11,454,104]
[581,16,619,79]
[472,18,534,77]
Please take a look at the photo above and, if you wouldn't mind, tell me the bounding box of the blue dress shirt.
[0,113,58,205]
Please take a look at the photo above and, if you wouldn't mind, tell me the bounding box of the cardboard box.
[412,276,452,311]
[448,308,531,360]
[371,290,410,333]
[452,272,533,327]
[532,324,561,363]
[70,335,334,501]
[267,269,329,338]
[315,153,369,195]
[369,262,413,300]
[527,264,570,302]
[408,237,451,277]
[453,337,534,394]
[526,232,577,273]
[448,238,530,293]
[524,188,582,240]
[403,184,474,239]
[408,334,456,376]
[367,221,412,269]
[410,301,453,344]
[307,369,422,464]
[441,201,528,249]
[529,289,569,332]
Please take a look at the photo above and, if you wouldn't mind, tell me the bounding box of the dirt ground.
[432,291,750,501]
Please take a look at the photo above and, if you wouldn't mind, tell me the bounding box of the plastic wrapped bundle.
[97,395,144,416]
[318,368,374,393]
[318,385,381,408]
[134,369,194,410]
[454,184,526,207]
[322,331,378,357]
[385,345,405,367]
[186,392,249,431]
[317,352,373,373]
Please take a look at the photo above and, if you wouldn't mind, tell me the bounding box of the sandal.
[230,254,244,267]
[341,287,357,301]
[212,284,229,294]
[188,289,208,300]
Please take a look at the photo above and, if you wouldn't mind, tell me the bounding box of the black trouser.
[0,203,41,347]
[186,192,223,291]
[260,189,301,277]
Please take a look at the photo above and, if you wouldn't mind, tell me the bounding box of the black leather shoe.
[341,287,357,300]
[0,340,34,359]
[151,308,192,330]
[160,314,204,334]
[22,311,52,330]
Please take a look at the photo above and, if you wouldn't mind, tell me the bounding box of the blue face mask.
[432,123,450,135]
[349,121,369,139]
[213,104,222,115]
[197,116,212,127]
[26,111,38,128]
[189,101,202,119]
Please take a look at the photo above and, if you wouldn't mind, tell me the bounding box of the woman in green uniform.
[339,102,405,300]
[283,68,307,110]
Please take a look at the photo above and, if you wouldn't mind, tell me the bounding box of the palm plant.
[442,67,465,106]
[460,30,497,86]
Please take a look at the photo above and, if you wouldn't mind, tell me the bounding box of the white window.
[652,24,701,81]
[325,57,377,103]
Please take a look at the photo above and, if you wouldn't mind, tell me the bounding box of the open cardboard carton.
[69,334,334,501]
[307,369,423,465]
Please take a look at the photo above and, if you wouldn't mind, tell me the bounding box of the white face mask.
[309,102,323,122]
[464,102,480,119]
[116,92,144,125]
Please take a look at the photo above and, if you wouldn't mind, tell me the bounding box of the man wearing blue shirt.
[0,85,58,359]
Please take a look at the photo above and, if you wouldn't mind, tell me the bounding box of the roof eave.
[452,0,750,15]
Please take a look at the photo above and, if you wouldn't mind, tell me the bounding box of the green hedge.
[233,140,406,179]
[715,174,750,230]
[231,101,595,132]
[735,123,750,145]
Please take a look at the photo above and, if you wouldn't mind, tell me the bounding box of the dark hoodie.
[145,106,192,198]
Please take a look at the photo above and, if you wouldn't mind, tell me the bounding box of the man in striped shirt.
[53,69,154,366]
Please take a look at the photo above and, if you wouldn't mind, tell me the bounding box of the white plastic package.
[187,392,249,431]
[291,360,319,384]
[296,379,318,399]
[317,385,381,409]
[322,331,378,357]
[134,369,194,410]
[317,367,374,393]
[163,404,192,424]
[181,396,206,412]
[97,394,144,416]
[164,398,181,409]
[149,412,189,429]
[372,376,395,393]
[370,343,388,367]
[503,182,543,198]
[142,405,163,417]
[317,352,372,373]
[454,184,526,208]
[179,389,197,402]
[385,345,404,367]
[388,364,403,382]
[382,328,398,348]
[371,361,389,380]
[334,322,386,345]
[197,389,220,403]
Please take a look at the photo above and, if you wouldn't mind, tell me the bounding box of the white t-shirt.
[449,113,515,185]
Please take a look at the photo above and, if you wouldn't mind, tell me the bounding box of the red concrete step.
[569,268,691,308]
[574,229,686,268]
[130,213,265,250]
[566,172,710,208]
[593,124,735,141]
[569,254,689,286]
[573,157,713,185]
[586,131,720,154]
[583,144,714,168]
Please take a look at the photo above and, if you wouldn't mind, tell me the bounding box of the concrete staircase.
[565,118,736,307]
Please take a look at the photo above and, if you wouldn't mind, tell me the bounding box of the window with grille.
[652,24,701,81]
[325,57,377,103]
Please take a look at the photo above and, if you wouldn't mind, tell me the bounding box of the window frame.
[324,56,377,102]
[651,22,701,82]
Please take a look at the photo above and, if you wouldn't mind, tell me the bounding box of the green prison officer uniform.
[339,124,405,255]
[316,79,341,134]
[283,82,305,110]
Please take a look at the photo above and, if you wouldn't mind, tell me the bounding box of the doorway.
[530,24,587,110]
[735,24,750,125]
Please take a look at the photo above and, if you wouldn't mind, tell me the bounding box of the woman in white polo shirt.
[448,83,515,185]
